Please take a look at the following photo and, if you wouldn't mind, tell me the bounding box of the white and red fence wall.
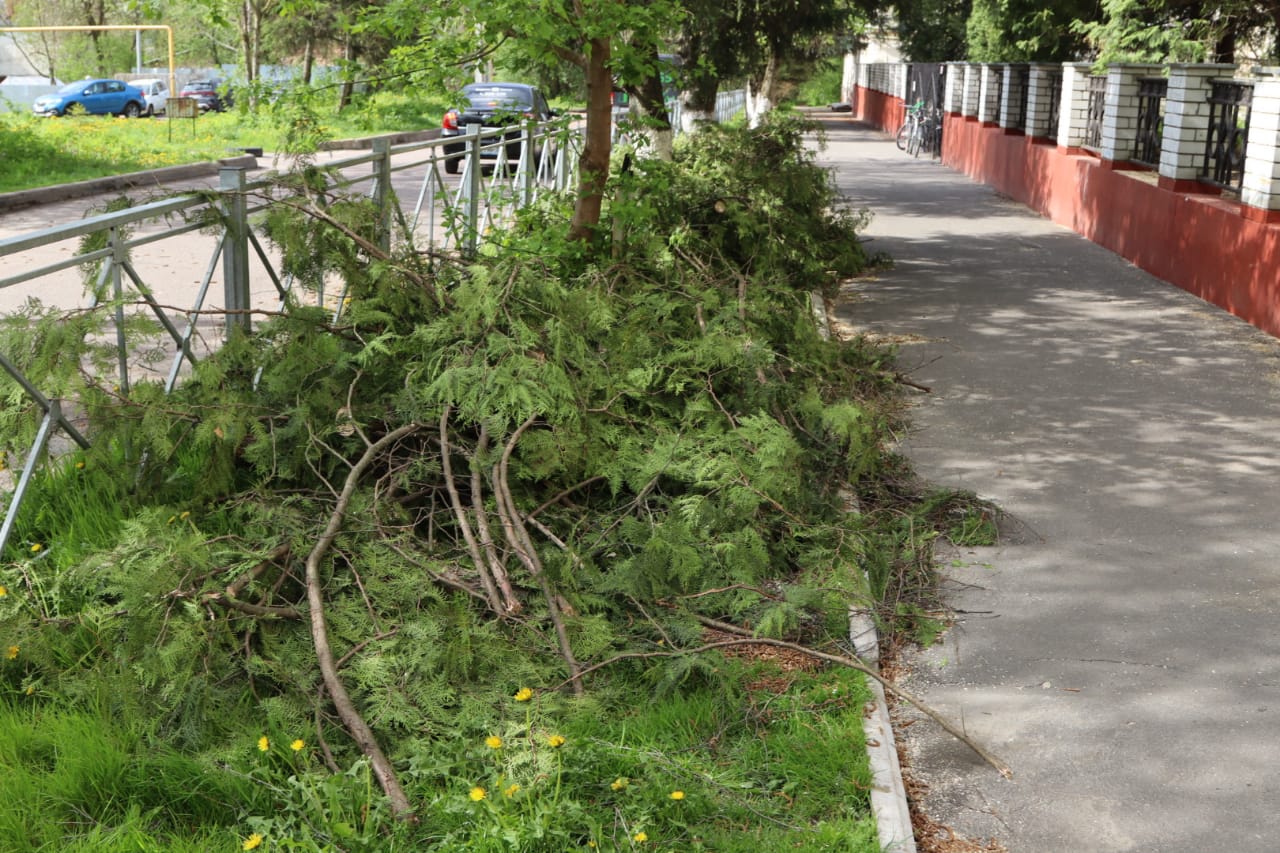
[844,59,1280,338]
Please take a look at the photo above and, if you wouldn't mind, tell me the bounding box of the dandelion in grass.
[670,790,685,800]
[504,783,520,797]
[633,831,648,843]
[0,585,7,597]
[29,544,41,554]
[75,461,85,470]
[514,687,533,702]
[469,786,486,801]
[485,735,503,749]
[242,833,263,850]
[547,734,565,748]
[611,777,627,792]
[6,646,18,660]
[179,511,191,520]
[257,735,270,752]
[291,739,305,752]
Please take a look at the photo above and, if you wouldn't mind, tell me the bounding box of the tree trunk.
[624,47,675,161]
[748,46,779,128]
[337,33,355,111]
[303,34,315,85]
[569,35,612,241]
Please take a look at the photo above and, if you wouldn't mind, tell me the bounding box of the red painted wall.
[850,86,1280,339]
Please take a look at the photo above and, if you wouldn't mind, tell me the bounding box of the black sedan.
[440,82,556,174]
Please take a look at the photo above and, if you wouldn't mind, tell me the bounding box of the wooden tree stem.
[304,422,422,819]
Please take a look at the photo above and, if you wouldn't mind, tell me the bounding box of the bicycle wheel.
[895,121,910,150]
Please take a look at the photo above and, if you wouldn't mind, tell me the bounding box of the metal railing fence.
[0,91,750,557]
[1201,80,1253,193]
[1083,74,1107,151]
[1132,77,1167,167]
[0,118,583,556]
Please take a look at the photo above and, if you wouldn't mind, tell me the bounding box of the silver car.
[132,78,169,116]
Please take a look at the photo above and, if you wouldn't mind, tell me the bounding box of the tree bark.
[569,35,613,241]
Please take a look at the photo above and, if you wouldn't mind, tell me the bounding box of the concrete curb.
[0,155,259,213]
[815,293,916,851]
[852,612,917,853]
[319,128,441,150]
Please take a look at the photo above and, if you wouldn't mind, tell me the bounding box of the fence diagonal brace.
[0,399,70,558]
[120,259,187,348]
[0,352,91,449]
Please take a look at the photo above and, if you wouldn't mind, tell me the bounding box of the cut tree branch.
[304,422,423,818]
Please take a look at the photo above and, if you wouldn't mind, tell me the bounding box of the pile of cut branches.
[0,114,1001,844]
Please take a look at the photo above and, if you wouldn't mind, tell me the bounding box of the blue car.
[32,79,147,118]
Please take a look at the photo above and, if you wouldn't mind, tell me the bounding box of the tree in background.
[895,0,972,60]
[965,0,1101,61]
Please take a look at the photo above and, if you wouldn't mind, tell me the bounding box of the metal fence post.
[109,226,130,395]
[220,166,251,337]
[372,137,392,253]
[520,119,536,207]
[464,122,483,256]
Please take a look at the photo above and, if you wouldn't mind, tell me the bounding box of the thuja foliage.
[0,113,906,847]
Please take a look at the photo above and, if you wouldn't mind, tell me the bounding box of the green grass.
[0,88,453,194]
[0,701,253,852]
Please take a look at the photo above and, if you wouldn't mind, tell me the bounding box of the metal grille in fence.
[1045,71,1063,137]
[1012,65,1030,131]
[1132,77,1167,167]
[1201,80,1253,193]
[990,67,1004,124]
[1083,75,1107,151]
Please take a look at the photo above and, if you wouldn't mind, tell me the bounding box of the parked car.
[440,82,557,175]
[179,79,231,112]
[32,78,147,118]
[132,78,169,116]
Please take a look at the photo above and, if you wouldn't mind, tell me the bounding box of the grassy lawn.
[0,90,452,194]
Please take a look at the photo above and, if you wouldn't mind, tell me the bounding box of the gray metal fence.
[0,118,582,555]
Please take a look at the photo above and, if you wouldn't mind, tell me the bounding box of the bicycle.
[895,100,925,151]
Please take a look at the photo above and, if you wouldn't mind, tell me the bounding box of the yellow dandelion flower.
[257,735,269,752]
[670,790,685,800]
[290,739,305,752]
[514,687,533,702]
[25,685,35,696]
[611,777,627,792]
[167,516,177,524]
[6,646,17,660]
[75,461,85,470]
[469,786,486,801]
[242,833,264,850]
[179,511,191,520]
[29,544,41,554]
[633,831,648,843]
[0,585,7,597]
[547,734,565,748]
[504,783,520,797]
[485,735,503,749]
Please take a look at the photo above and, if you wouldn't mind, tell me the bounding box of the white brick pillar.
[1242,68,1280,222]
[978,64,1002,124]
[962,64,980,117]
[1026,64,1061,140]
[1001,64,1029,132]
[944,62,966,113]
[1159,63,1237,189]
[1100,63,1163,162]
[1058,62,1096,148]
[896,63,909,102]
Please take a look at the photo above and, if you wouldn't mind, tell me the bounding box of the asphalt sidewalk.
[815,114,1280,851]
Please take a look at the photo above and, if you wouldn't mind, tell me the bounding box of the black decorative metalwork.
[1043,71,1063,138]
[1083,75,1107,151]
[1131,77,1166,167]
[1201,80,1253,193]
[1011,65,1030,131]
